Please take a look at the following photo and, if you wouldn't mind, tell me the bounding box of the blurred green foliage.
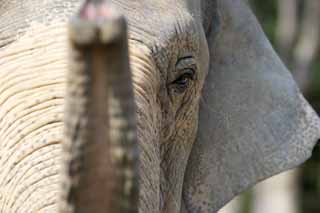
[249,0,278,45]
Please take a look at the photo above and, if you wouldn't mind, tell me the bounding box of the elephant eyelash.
[167,56,197,93]
[173,69,195,83]
[170,68,195,93]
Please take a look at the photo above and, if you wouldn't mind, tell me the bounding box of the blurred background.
[220,0,320,213]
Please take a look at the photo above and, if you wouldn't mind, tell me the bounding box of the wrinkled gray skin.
[0,0,320,212]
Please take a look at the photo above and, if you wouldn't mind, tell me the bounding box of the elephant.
[0,0,320,212]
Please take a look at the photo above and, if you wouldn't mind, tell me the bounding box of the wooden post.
[60,1,139,212]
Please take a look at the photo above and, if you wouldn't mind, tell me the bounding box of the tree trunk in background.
[276,0,297,65]
[60,1,139,213]
[292,0,320,93]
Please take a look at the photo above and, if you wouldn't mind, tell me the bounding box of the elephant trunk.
[60,2,139,213]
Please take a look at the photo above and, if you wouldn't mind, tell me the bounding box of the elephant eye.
[171,68,195,93]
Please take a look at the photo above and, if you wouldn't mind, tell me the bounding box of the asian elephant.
[0,0,320,212]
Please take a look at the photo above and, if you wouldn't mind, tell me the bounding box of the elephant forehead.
[0,0,198,49]
[109,0,199,47]
[0,0,81,50]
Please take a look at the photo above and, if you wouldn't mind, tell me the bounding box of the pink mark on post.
[99,4,115,17]
[80,1,116,20]
[80,3,96,20]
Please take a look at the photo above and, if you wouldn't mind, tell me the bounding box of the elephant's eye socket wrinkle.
[175,56,194,66]
[176,56,197,71]
[171,68,195,93]
[170,56,197,93]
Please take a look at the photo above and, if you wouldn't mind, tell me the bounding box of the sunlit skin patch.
[0,22,67,212]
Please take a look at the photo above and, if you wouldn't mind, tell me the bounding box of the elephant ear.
[182,0,320,212]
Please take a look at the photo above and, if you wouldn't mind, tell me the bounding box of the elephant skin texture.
[0,0,320,212]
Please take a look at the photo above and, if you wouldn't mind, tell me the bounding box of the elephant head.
[0,0,319,212]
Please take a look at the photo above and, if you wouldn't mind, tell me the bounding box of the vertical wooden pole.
[60,1,139,213]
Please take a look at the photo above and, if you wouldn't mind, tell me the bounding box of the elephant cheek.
[0,22,67,212]
[129,42,163,212]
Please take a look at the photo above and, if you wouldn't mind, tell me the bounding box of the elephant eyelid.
[170,66,196,93]
[176,56,195,66]
[166,55,197,94]
[176,56,197,72]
